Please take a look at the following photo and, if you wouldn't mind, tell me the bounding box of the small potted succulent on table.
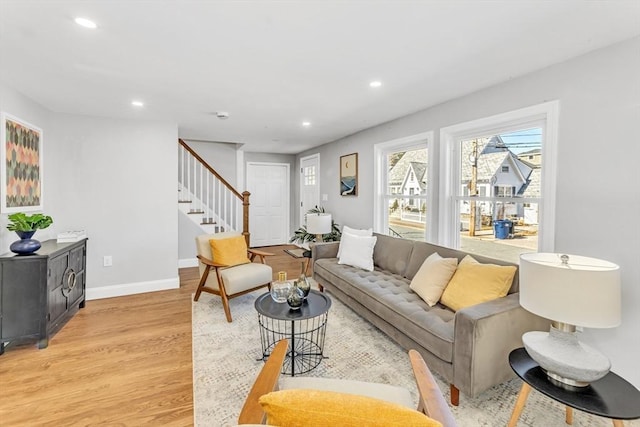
[7,212,53,255]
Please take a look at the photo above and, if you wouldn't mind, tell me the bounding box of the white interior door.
[299,154,320,227]
[247,162,290,247]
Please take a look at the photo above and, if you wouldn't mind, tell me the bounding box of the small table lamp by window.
[519,253,621,389]
[307,213,332,242]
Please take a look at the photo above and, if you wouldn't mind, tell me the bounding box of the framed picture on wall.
[0,112,43,212]
[340,152,358,196]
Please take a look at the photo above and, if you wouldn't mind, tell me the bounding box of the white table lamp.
[307,213,332,242]
[519,253,621,389]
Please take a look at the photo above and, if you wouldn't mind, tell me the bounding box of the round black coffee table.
[508,347,640,427]
[255,289,331,376]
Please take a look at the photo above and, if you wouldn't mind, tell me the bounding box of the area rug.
[193,291,631,426]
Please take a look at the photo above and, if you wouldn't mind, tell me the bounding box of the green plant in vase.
[7,212,53,255]
[289,206,341,244]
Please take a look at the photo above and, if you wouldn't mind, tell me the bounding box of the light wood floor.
[0,244,306,426]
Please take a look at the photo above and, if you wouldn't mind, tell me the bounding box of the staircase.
[178,139,250,244]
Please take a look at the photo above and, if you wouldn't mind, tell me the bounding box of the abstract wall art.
[1,113,43,212]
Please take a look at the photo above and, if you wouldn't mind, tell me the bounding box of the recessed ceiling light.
[369,80,382,88]
[131,100,144,107]
[75,17,97,29]
[302,121,311,127]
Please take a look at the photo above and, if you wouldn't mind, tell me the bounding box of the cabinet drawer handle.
[62,268,77,296]
[68,270,77,290]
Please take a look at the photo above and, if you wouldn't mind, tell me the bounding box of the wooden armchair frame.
[238,340,457,426]
[193,247,273,322]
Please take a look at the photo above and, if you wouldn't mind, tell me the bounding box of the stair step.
[201,219,217,225]
[188,210,205,214]
[178,200,192,203]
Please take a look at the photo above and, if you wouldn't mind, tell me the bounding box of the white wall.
[48,114,179,298]
[0,82,179,299]
[298,36,640,387]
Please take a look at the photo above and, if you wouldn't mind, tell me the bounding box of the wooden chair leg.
[194,267,210,301]
[612,420,624,427]
[215,269,233,323]
[566,406,573,425]
[508,382,532,427]
[450,384,459,406]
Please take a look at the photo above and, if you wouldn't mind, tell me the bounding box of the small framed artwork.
[340,153,358,196]
[0,113,43,212]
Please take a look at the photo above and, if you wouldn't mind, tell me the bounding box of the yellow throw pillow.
[260,389,442,427]
[209,236,250,267]
[440,255,516,312]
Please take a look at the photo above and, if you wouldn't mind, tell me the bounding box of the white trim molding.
[178,258,198,268]
[85,277,180,300]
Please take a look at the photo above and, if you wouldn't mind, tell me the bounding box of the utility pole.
[469,139,478,237]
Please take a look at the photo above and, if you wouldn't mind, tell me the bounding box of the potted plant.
[289,206,341,244]
[7,212,53,255]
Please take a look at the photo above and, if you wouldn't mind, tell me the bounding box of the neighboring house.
[388,149,428,210]
[518,148,542,166]
[460,136,537,222]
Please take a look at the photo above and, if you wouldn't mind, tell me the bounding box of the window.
[374,132,432,242]
[304,166,316,185]
[439,101,558,262]
[494,186,516,197]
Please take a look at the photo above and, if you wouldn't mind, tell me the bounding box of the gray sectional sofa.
[311,233,549,405]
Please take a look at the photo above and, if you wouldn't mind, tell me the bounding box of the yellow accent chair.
[237,339,458,426]
[194,232,273,322]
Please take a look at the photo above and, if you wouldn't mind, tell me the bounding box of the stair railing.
[178,139,251,246]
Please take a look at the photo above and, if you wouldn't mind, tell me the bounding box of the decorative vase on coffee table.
[295,261,311,300]
[270,271,292,303]
[287,283,304,310]
[10,230,41,255]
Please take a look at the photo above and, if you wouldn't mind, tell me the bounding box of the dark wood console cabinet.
[0,239,87,354]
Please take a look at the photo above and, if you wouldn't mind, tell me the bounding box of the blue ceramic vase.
[10,230,41,255]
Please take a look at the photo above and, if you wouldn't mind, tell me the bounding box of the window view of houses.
[387,128,542,262]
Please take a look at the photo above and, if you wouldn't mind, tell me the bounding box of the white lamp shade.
[519,253,621,328]
[307,213,332,234]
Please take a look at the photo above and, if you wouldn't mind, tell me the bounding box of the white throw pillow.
[410,252,459,306]
[338,226,373,258]
[338,234,377,272]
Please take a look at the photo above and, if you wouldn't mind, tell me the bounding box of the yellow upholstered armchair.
[194,232,273,322]
[238,340,457,427]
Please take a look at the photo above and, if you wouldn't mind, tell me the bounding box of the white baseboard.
[179,258,198,268]
[86,277,180,300]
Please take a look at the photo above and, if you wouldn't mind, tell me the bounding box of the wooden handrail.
[178,138,243,200]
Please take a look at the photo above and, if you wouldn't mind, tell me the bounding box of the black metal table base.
[255,290,331,376]
[257,313,329,376]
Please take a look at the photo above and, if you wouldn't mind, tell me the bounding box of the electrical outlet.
[103,255,113,267]
[322,194,328,201]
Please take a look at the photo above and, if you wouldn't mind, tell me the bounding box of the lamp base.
[523,323,611,389]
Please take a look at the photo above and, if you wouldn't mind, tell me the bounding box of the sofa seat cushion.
[315,258,455,362]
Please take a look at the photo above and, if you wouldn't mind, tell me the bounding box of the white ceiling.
[1,1,639,154]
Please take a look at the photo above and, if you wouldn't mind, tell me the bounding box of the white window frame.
[438,101,558,252]
[373,131,434,241]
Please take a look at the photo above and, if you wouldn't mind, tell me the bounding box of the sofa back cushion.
[372,233,414,277]
[405,240,520,294]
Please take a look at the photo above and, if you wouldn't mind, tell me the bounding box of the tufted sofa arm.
[311,241,339,261]
[452,293,549,397]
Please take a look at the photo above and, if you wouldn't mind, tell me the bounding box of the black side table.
[508,347,640,427]
[255,290,331,376]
